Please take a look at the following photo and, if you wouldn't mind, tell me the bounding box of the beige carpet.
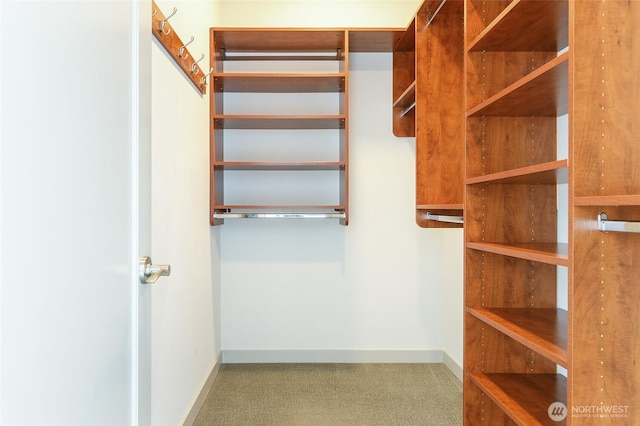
[193,363,462,425]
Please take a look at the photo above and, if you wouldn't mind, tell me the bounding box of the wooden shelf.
[468,307,567,367]
[574,195,640,207]
[467,53,568,117]
[213,73,345,93]
[213,29,345,55]
[470,373,567,425]
[213,161,345,171]
[466,160,568,185]
[348,29,405,52]
[466,242,568,266]
[213,115,346,129]
[467,0,568,52]
[417,204,464,210]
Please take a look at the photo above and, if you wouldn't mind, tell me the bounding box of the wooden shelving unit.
[393,0,465,229]
[209,28,350,225]
[464,0,640,424]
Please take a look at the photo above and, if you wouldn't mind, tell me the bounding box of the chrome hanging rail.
[597,212,640,234]
[400,101,416,118]
[213,212,347,220]
[425,212,464,224]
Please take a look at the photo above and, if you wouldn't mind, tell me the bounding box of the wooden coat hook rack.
[151,0,209,94]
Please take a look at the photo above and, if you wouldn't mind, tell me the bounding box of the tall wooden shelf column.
[393,0,465,229]
[463,0,640,424]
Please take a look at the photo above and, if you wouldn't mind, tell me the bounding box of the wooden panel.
[211,29,225,225]
[465,316,558,375]
[572,0,640,199]
[572,206,640,424]
[465,250,558,308]
[415,0,465,222]
[465,183,559,244]
[466,117,557,179]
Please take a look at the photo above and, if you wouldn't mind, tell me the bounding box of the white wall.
[218,0,420,28]
[150,1,222,424]
[217,0,464,368]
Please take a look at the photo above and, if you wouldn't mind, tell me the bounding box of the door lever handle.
[139,256,171,284]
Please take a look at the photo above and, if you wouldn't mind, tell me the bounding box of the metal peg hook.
[160,7,177,35]
[201,68,214,85]
[191,53,205,74]
[179,36,194,60]
[152,9,157,17]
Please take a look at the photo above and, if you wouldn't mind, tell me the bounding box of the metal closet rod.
[425,212,464,224]
[400,101,416,118]
[222,49,342,60]
[425,0,448,27]
[213,212,346,220]
[597,212,640,234]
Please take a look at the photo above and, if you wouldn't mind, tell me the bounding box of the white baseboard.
[442,351,463,382]
[222,349,445,364]
[182,352,222,426]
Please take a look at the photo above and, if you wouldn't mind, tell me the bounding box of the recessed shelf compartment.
[467,0,568,52]
[468,307,568,366]
[213,73,346,93]
[470,373,567,425]
[213,161,346,171]
[213,115,346,129]
[467,53,568,117]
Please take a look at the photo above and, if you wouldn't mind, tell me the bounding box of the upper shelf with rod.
[151,1,211,94]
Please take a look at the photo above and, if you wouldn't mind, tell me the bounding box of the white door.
[0,1,152,424]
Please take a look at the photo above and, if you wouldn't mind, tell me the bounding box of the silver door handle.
[139,256,171,284]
